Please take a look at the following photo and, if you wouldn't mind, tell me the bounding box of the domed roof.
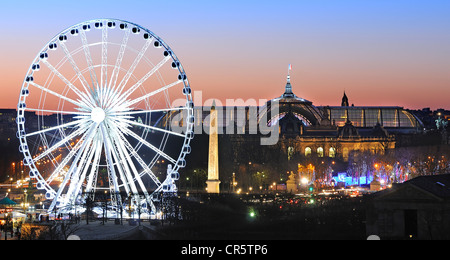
[338,119,359,138]
[263,73,323,126]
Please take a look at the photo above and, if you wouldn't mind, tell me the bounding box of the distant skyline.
[1,0,449,110]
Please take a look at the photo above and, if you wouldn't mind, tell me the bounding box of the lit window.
[317,147,324,157]
[305,147,311,156]
[329,147,336,158]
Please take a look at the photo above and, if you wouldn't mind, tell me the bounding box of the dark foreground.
[17,193,367,240]
[156,193,367,240]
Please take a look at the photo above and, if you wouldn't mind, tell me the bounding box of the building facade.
[192,74,422,162]
[366,174,450,239]
[176,74,426,192]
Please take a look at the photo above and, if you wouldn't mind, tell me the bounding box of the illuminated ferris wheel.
[16,19,194,215]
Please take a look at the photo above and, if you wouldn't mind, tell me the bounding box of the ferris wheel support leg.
[64,133,96,210]
[112,130,159,215]
[112,129,154,214]
[48,123,97,213]
[66,136,98,210]
[82,138,102,202]
[100,124,123,209]
[105,123,141,204]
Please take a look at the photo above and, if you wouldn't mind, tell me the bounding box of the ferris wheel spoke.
[110,106,187,116]
[59,41,97,105]
[101,26,108,95]
[79,28,101,104]
[45,135,84,186]
[104,123,138,194]
[120,126,177,165]
[123,80,183,109]
[25,107,90,116]
[114,127,163,185]
[33,121,92,162]
[112,120,162,186]
[113,117,185,137]
[113,38,153,102]
[108,129,141,194]
[113,132,153,208]
[28,82,88,110]
[105,27,131,106]
[110,55,172,108]
[40,59,93,108]
[25,118,86,138]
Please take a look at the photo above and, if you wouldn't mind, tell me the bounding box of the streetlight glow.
[301,177,308,185]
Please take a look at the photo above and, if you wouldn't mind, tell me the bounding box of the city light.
[301,177,309,185]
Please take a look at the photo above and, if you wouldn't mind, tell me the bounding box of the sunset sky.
[1,0,449,110]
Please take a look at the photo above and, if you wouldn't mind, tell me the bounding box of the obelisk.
[206,100,220,193]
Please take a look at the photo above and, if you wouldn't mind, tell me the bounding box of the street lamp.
[9,178,13,196]
[23,189,28,213]
[232,173,237,193]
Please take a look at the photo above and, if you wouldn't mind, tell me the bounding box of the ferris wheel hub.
[91,107,106,123]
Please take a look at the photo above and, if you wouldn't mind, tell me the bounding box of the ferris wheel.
[16,19,194,215]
